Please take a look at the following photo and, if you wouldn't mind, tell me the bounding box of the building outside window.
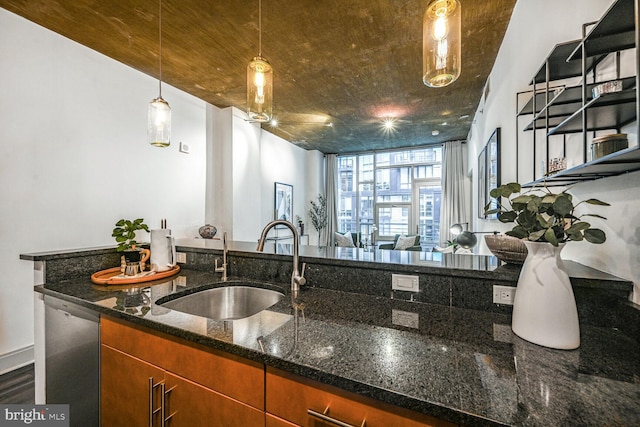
[337,146,443,248]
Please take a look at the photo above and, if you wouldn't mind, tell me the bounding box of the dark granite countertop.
[21,239,633,292]
[34,269,640,427]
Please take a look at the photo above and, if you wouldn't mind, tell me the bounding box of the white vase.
[511,241,580,350]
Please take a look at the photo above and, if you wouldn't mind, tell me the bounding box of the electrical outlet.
[392,274,419,292]
[176,252,187,263]
[493,285,516,305]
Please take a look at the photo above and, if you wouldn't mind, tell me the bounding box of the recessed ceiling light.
[432,130,440,136]
[459,114,470,119]
[383,117,396,130]
[270,118,278,127]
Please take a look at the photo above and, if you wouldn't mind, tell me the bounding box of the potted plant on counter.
[112,218,151,272]
[485,182,609,350]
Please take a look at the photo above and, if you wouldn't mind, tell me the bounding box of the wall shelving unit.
[516,0,640,187]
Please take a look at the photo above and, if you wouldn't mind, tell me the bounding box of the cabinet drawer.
[266,367,456,427]
[164,372,264,427]
[266,413,299,427]
[101,316,264,410]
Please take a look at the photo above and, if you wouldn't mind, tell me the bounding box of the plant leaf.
[584,198,610,206]
[553,195,573,216]
[506,228,527,239]
[582,213,608,220]
[506,182,521,193]
[584,228,606,244]
[497,211,517,223]
[529,229,545,241]
[567,221,590,233]
[544,227,559,246]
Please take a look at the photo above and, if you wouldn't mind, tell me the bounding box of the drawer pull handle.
[164,384,178,424]
[148,378,163,427]
[308,407,366,427]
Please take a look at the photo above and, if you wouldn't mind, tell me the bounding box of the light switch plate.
[392,274,419,292]
[493,285,516,305]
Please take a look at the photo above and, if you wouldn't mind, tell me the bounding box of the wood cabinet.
[101,316,457,427]
[100,316,264,427]
[265,367,456,427]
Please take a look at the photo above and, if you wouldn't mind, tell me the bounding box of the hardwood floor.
[0,364,35,404]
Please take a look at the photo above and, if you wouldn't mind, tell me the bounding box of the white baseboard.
[0,345,34,375]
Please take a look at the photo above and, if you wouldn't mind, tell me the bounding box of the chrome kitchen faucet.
[256,220,306,296]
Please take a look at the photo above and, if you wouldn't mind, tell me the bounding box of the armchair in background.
[378,234,422,251]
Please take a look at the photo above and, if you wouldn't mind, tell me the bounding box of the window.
[337,146,443,247]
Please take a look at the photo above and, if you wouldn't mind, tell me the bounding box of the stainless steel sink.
[159,286,284,320]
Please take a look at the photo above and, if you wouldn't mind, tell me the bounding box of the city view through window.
[337,146,443,248]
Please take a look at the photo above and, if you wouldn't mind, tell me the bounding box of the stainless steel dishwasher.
[44,295,100,427]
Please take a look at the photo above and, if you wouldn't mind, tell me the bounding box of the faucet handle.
[300,262,307,277]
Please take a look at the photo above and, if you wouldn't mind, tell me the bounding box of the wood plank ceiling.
[1,0,516,154]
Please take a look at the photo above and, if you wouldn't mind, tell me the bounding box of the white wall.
[468,0,640,303]
[205,105,324,245]
[0,8,208,369]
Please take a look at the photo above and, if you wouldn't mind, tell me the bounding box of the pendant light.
[148,0,171,147]
[423,0,461,88]
[247,0,273,122]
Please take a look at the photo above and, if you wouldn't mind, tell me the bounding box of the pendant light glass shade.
[423,0,461,88]
[247,55,273,122]
[148,96,171,147]
[148,0,171,147]
[247,0,273,122]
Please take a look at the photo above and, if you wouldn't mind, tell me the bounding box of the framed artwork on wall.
[478,128,501,219]
[274,182,293,224]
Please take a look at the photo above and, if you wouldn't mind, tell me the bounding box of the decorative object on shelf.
[547,157,567,174]
[247,0,273,122]
[478,128,501,219]
[148,0,171,147]
[484,234,528,264]
[592,79,622,98]
[486,182,609,349]
[422,0,461,88]
[590,133,628,160]
[112,218,151,274]
[199,224,218,239]
[274,182,293,226]
[309,194,327,246]
[295,215,304,236]
[449,222,498,251]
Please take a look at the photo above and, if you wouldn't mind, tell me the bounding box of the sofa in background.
[378,234,422,251]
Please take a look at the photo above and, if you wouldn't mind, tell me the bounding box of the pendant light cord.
[158,0,163,97]
[258,0,262,57]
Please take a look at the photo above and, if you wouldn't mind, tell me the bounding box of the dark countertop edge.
[23,244,632,292]
[20,246,117,260]
[34,285,505,427]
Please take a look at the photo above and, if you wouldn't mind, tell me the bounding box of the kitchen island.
[23,241,640,426]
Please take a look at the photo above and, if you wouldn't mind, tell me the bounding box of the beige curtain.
[440,141,470,245]
[324,154,338,247]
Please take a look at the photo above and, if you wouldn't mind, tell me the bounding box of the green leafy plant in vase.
[112,218,150,271]
[485,183,609,350]
[485,182,608,246]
